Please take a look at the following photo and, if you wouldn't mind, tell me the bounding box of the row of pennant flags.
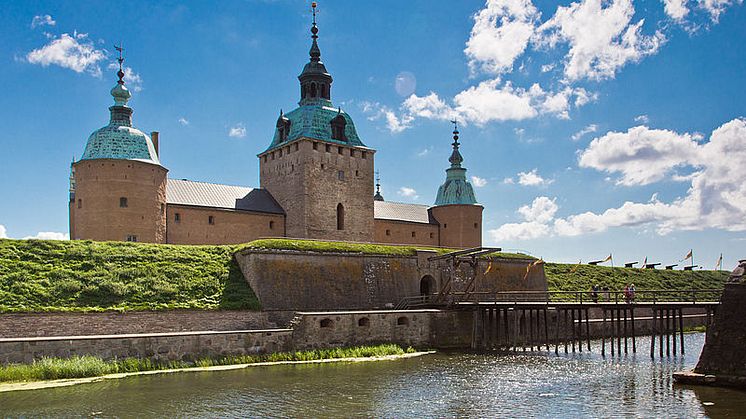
[484,250,726,279]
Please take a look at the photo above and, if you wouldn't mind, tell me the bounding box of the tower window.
[430,232,434,239]
[269,221,274,230]
[119,197,128,208]
[313,142,318,150]
[331,114,347,142]
[444,223,447,229]
[263,155,268,162]
[175,213,181,223]
[338,147,343,155]
[310,82,317,97]
[350,149,356,157]
[338,170,344,180]
[362,151,367,159]
[208,216,215,225]
[77,199,82,209]
[355,170,359,177]
[385,229,391,236]
[337,203,345,230]
[325,144,331,153]
[411,231,416,238]
[295,143,299,151]
[126,235,138,242]
[474,223,479,229]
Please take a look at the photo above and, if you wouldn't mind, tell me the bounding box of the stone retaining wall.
[0,310,295,339]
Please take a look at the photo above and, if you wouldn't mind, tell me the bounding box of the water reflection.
[0,333,744,418]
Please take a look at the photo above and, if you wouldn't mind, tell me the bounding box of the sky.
[0,0,744,270]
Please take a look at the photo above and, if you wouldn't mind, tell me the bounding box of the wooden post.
[622,307,628,355]
[544,308,550,351]
[630,307,636,354]
[666,308,671,357]
[564,309,569,354]
[585,308,591,352]
[521,310,527,352]
[528,309,534,351]
[672,307,678,356]
[650,308,656,358]
[679,308,685,355]
[554,309,560,355]
[571,309,577,353]
[602,309,607,357]
[659,307,664,358]
[616,308,622,356]
[610,308,615,357]
[513,308,519,351]
[504,308,509,351]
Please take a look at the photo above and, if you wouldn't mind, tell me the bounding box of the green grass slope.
[0,239,259,313]
[546,263,728,293]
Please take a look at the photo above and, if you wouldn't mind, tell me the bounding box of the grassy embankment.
[0,344,415,383]
[0,238,532,313]
[545,262,728,295]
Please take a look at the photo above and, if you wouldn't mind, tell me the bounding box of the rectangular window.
[362,151,367,159]
[119,197,128,208]
[126,235,138,242]
[338,170,345,180]
[295,143,299,151]
[208,215,215,225]
[263,155,268,162]
[175,213,181,223]
[385,229,391,236]
[338,147,343,155]
[77,199,82,209]
[325,144,331,152]
[430,232,434,239]
[355,170,359,177]
[350,149,356,157]
[411,231,416,238]
[313,142,318,150]
[269,221,274,230]
[278,149,283,157]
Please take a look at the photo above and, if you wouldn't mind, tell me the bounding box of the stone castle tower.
[69,55,167,242]
[430,125,483,248]
[258,5,375,242]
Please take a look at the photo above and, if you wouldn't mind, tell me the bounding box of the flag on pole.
[683,249,693,261]
[642,256,647,267]
[524,259,544,281]
[603,254,612,263]
[484,259,493,275]
[570,260,582,273]
[716,253,723,271]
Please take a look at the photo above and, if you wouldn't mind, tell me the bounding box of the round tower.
[429,124,483,248]
[69,51,167,243]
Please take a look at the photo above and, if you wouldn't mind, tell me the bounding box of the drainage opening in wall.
[358,317,370,327]
[320,318,333,328]
[397,316,410,326]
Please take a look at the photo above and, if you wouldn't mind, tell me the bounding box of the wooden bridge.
[396,289,721,358]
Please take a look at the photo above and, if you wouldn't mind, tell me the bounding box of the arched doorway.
[420,275,435,296]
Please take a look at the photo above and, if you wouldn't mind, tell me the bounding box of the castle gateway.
[69,9,483,247]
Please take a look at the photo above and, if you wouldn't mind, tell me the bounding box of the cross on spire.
[114,43,125,84]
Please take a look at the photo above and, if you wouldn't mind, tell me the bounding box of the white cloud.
[541,63,555,72]
[699,0,743,22]
[663,0,690,21]
[537,0,665,81]
[519,196,558,223]
[634,114,649,123]
[26,32,105,77]
[571,123,598,141]
[471,176,488,187]
[360,101,413,133]
[503,177,515,184]
[490,196,557,241]
[228,123,247,138]
[23,232,69,240]
[496,118,746,240]
[517,168,552,186]
[578,125,701,185]
[107,62,143,92]
[416,147,432,157]
[464,0,541,75]
[31,14,56,29]
[178,117,190,126]
[397,187,419,200]
[0,225,7,239]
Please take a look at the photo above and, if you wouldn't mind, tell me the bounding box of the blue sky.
[0,0,744,270]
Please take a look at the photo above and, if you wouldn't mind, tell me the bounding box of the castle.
[69,7,483,248]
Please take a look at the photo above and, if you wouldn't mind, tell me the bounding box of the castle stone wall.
[373,219,440,246]
[431,204,483,248]
[165,205,284,245]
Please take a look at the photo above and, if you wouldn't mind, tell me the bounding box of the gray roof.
[166,179,284,214]
[374,201,437,225]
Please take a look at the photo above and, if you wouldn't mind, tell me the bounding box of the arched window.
[330,112,347,141]
[336,203,344,230]
[358,317,370,327]
[310,82,317,97]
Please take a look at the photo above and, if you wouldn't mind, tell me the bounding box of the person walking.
[624,284,631,304]
[591,284,599,303]
[629,283,636,303]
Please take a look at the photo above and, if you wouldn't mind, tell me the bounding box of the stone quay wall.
[234,249,547,311]
[0,310,295,339]
[695,283,746,380]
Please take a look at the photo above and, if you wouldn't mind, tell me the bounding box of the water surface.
[1,333,744,418]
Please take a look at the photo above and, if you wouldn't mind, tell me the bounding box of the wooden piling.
[602,309,607,357]
[623,308,628,355]
[630,307,636,353]
[585,308,591,352]
[564,309,569,354]
[544,308,550,351]
[678,308,685,355]
[650,308,656,358]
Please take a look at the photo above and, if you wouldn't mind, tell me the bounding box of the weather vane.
[451,118,459,133]
[311,2,317,24]
[114,43,124,71]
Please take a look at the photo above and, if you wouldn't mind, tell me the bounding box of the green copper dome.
[264,5,367,153]
[434,128,478,206]
[80,70,160,165]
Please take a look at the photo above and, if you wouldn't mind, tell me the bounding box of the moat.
[1,333,744,417]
